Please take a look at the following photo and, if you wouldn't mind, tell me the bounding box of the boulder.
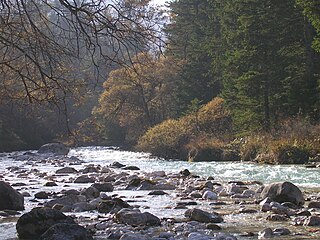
[115,208,161,226]
[0,181,24,211]
[38,143,69,156]
[91,182,114,192]
[39,223,93,240]
[119,233,150,240]
[184,208,223,223]
[304,216,320,226]
[260,182,304,206]
[16,207,75,239]
[56,167,78,174]
[74,175,95,183]
[97,198,130,214]
[81,186,100,200]
[44,194,86,208]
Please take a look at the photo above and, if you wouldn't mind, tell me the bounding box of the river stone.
[185,208,223,223]
[308,201,320,208]
[91,182,114,192]
[56,167,78,174]
[202,190,218,200]
[97,198,131,213]
[16,207,75,239]
[39,223,93,240]
[119,233,150,240]
[0,181,24,211]
[74,175,95,183]
[81,186,100,200]
[258,228,273,239]
[44,194,86,208]
[35,191,50,199]
[38,143,70,155]
[187,232,211,240]
[303,216,320,226]
[115,208,161,226]
[260,182,304,206]
[273,228,291,236]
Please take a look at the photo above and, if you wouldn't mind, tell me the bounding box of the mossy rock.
[274,145,310,164]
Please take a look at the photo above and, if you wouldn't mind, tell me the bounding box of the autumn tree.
[93,52,183,145]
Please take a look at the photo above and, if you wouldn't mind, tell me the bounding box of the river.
[0,146,319,239]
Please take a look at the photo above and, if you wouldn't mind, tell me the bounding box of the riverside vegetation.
[1,1,320,162]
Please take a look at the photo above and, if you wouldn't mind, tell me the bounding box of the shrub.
[273,144,310,164]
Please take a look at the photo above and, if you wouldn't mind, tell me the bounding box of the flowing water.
[0,146,319,239]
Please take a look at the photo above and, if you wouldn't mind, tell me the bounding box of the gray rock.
[273,228,291,236]
[74,175,95,183]
[185,208,223,223]
[213,232,238,240]
[81,186,100,200]
[97,198,130,213]
[0,181,24,210]
[91,182,114,192]
[39,223,93,240]
[187,232,211,240]
[303,216,320,226]
[202,191,218,200]
[258,228,273,239]
[38,143,69,155]
[16,207,75,239]
[35,191,50,199]
[308,201,320,208]
[56,167,78,174]
[116,208,161,226]
[260,182,304,206]
[44,194,86,208]
[120,233,150,240]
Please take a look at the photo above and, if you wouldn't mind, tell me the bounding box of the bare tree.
[0,0,164,104]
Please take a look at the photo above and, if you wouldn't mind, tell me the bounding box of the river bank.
[0,146,319,239]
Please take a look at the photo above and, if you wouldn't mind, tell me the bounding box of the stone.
[206,223,222,230]
[91,182,114,192]
[56,167,78,174]
[97,198,131,214]
[44,182,58,187]
[82,166,100,173]
[74,175,95,183]
[115,208,161,226]
[266,214,289,221]
[110,161,126,168]
[213,232,238,240]
[260,182,304,206]
[180,169,191,177]
[38,143,69,155]
[123,166,140,170]
[81,186,100,200]
[303,216,320,226]
[258,228,273,239]
[0,181,24,210]
[119,233,150,240]
[44,194,86,208]
[202,190,218,200]
[35,191,50,199]
[39,223,93,240]
[185,208,223,223]
[187,232,211,240]
[148,190,168,195]
[308,201,320,208]
[273,228,291,236]
[16,207,75,239]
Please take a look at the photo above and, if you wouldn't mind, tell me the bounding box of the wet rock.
[260,182,304,206]
[82,165,100,173]
[119,233,149,240]
[266,214,289,221]
[44,182,58,187]
[35,191,50,199]
[258,228,273,239]
[202,190,218,200]
[126,178,142,190]
[189,191,202,198]
[303,216,320,226]
[56,167,78,174]
[44,194,86,208]
[148,190,168,195]
[185,208,223,223]
[39,223,93,240]
[123,166,140,170]
[38,143,69,156]
[115,208,161,226]
[273,227,291,236]
[295,210,311,216]
[180,169,191,177]
[111,161,126,168]
[16,207,75,239]
[98,198,131,213]
[91,182,114,192]
[206,223,222,230]
[213,233,238,240]
[0,181,24,210]
[238,208,257,214]
[187,232,211,240]
[159,232,175,239]
[308,201,320,208]
[74,175,95,183]
[73,202,96,212]
[81,186,100,200]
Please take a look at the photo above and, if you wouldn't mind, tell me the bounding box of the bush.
[273,144,310,164]
[136,97,233,160]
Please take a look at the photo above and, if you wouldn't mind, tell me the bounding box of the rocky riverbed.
[0,144,319,240]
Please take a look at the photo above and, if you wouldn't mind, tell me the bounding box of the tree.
[165,0,222,113]
[218,0,320,133]
[93,52,183,145]
[0,0,163,105]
